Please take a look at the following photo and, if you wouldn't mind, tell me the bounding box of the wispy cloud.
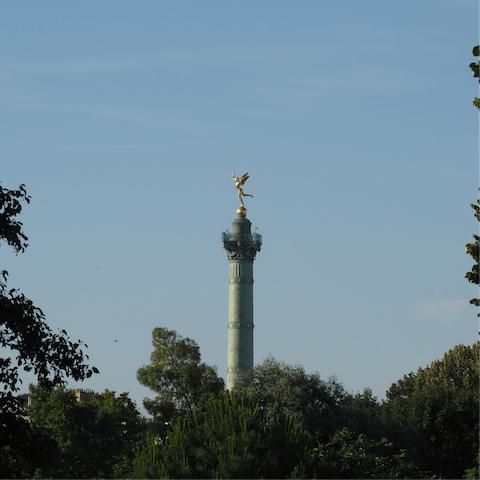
[0,24,428,127]
[414,299,468,321]
[62,103,217,133]
[0,53,158,75]
[439,0,477,6]
[0,23,422,85]
[0,46,233,77]
[56,143,171,151]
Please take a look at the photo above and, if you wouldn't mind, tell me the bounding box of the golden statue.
[232,172,254,207]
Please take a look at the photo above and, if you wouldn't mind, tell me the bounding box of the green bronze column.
[222,172,261,390]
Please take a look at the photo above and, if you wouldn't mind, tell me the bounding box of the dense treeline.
[5,338,476,479]
[130,327,478,479]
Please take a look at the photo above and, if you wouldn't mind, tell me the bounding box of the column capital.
[221,216,262,263]
[221,232,262,262]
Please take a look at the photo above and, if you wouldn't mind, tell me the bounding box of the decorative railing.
[221,231,263,245]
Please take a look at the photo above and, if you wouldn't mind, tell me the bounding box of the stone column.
[221,210,262,390]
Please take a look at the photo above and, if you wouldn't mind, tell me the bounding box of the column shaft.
[221,215,261,391]
[227,261,254,390]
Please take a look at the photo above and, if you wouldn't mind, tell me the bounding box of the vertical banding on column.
[221,214,262,390]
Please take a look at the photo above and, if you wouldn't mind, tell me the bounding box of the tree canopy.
[132,390,312,479]
[137,327,225,428]
[0,183,98,478]
[132,388,421,479]
[383,342,479,478]
[28,385,146,478]
[234,355,346,443]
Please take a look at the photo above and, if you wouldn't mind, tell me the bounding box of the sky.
[1,1,479,416]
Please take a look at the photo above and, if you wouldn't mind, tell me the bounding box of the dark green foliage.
[0,272,98,394]
[28,384,147,478]
[313,427,420,479]
[131,389,420,479]
[340,388,418,458]
[0,183,98,478]
[234,355,346,443]
[0,183,30,254]
[137,327,225,430]
[464,456,479,480]
[233,356,420,478]
[465,196,479,313]
[470,46,480,109]
[132,390,311,479]
[383,342,479,478]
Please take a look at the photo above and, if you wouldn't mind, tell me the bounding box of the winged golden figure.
[232,172,254,207]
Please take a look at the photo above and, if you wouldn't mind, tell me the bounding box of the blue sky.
[2,1,478,415]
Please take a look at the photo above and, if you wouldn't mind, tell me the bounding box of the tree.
[132,390,312,479]
[313,427,420,479]
[383,343,479,478]
[0,183,98,478]
[137,327,224,429]
[131,390,421,479]
[339,388,418,460]
[234,355,346,443]
[465,194,479,315]
[470,46,480,109]
[28,384,147,478]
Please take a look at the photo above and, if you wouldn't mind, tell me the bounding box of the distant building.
[17,387,96,413]
[75,388,94,402]
[17,393,34,408]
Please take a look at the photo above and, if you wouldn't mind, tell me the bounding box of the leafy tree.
[132,390,312,479]
[28,384,147,478]
[383,342,479,478]
[235,358,420,477]
[132,389,420,479]
[470,46,480,109]
[465,194,479,315]
[137,327,224,430]
[340,388,418,460]
[234,355,346,443]
[0,183,98,478]
[464,458,480,480]
[313,427,420,479]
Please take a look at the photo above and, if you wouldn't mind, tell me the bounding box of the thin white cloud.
[0,54,154,75]
[57,103,217,134]
[439,0,477,5]
[414,299,468,321]
[0,46,230,77]
[56,143,171,151]
[0,23,418,80]
[0,23,429,127]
